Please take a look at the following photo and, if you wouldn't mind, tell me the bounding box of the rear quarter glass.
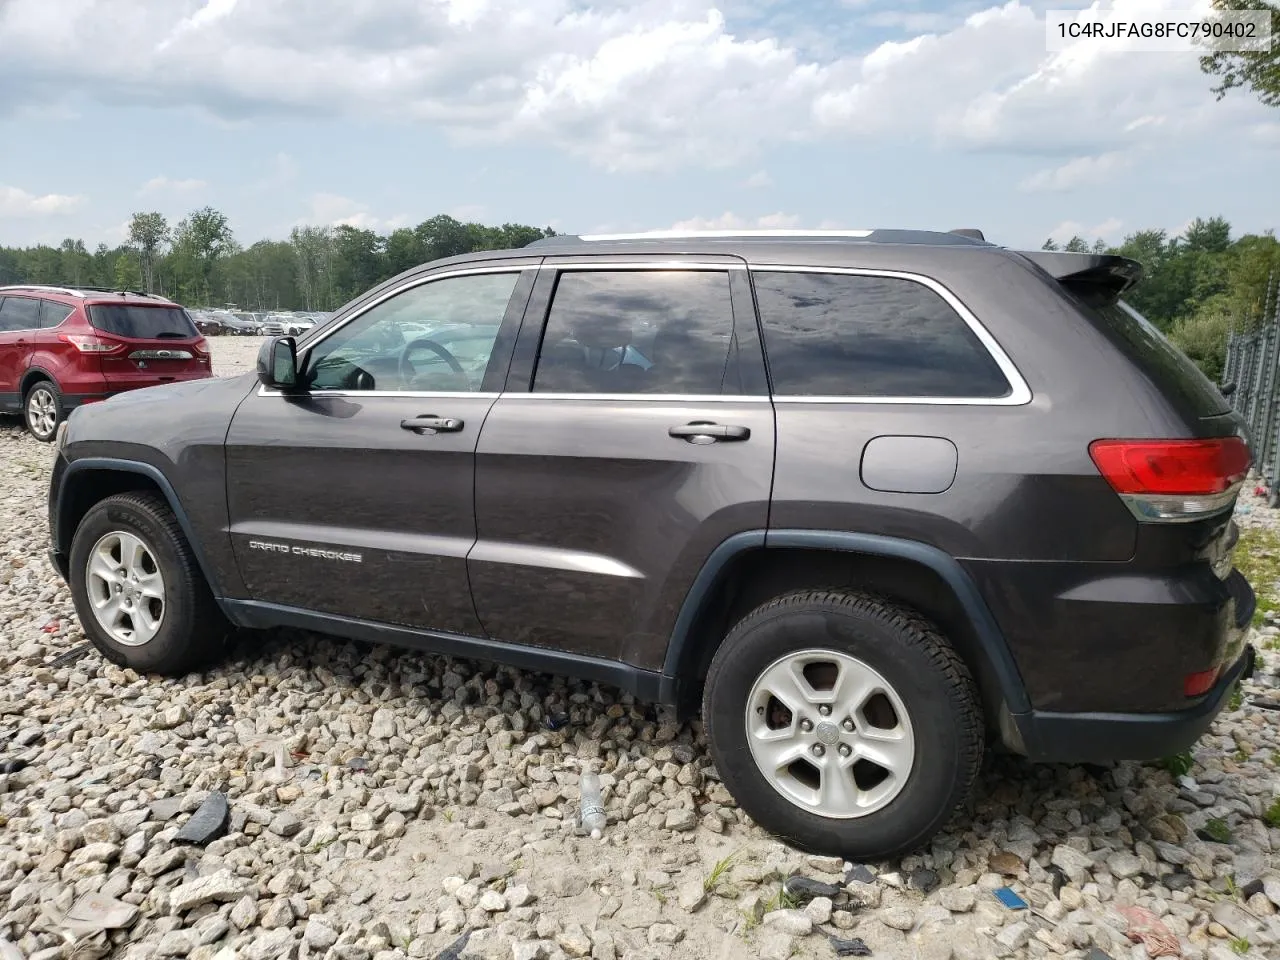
[88,305,199,339]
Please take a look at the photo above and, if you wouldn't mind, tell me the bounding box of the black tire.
[702,589,983,860]
[68,492,230,675]
[23,379,63,442]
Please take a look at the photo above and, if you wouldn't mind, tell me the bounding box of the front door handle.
[401,415,464,434]
[668,422,751,444]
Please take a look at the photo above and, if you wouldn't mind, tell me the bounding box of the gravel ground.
[0,338,1278,960]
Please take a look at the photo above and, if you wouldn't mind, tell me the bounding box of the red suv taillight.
[59,333,125,354]
[1089,437,1251,522]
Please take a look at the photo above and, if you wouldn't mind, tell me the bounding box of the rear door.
[0,296,43,411]
[86,303,209,387]
[469,257,775,668]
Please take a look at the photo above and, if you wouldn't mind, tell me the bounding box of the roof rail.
[576,229,875,241]
[0,284,173,302]
[526,228,992,248]
[0,284,89,298]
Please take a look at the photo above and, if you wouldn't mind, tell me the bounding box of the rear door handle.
[401,416,464,434]
[668,422,751,444]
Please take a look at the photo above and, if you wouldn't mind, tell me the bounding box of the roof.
[0,284,175,304]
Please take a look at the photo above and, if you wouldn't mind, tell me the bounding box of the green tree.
[114,254,143,291]
[1199,1,1279,107]
[171,207,234,304]
[128,212,170,293]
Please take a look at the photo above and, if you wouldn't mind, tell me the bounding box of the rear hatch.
[86,302,211,387]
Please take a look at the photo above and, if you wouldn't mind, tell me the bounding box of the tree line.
[1044,219,1280,382]
[1,208,1276,382]
[0,208,556,314]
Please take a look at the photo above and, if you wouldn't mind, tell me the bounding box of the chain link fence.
[1224,277,1280,503]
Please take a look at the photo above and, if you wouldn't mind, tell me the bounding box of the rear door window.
[0,296,42,332]
[88,305,198,339]
[533,270,746,395]
[752,271,1012,399]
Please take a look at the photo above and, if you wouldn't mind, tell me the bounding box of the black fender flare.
[56,457,226,601]
[661,528,1032,720]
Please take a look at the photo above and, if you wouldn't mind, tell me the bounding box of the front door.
[469,259,776,668]
[225,264,537,635]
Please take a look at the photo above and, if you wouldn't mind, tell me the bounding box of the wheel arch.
[663,529,1031,747]
[20,366,55,398]
[57,458,226,601]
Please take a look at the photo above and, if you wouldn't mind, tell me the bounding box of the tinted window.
[533,270,739,395]
[1075,297,1230,417]
[88,305,197,339]
[304,271,520,392]
[41,300,74,327]
[752,272,1011,398]
[0,296,42,332]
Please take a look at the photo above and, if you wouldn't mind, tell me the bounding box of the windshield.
[89,305,198,339]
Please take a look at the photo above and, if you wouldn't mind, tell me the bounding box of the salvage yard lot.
[1,336,1279,960]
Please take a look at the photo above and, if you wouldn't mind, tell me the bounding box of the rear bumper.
[1016,642,1256,762]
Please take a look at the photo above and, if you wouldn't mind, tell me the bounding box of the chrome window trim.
[258,265,529,398]
[256,386,500,399]
[509,394,771,403]
[747,263,1033,407]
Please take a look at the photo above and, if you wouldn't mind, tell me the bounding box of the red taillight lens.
[59,333,124,354]
[1089,438,1250,495]
[1089,437,1250,522]
[192,337,210,358]
[1183,666,1221,697]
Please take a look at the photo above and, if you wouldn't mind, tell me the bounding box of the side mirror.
[1220,381,1236,397]
[257,336,299,390]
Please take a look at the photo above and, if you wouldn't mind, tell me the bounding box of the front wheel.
[69,492,230,675]
[702,589,983,860]
[24,381,63,442]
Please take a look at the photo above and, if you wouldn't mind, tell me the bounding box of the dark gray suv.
[46,229,1257,858]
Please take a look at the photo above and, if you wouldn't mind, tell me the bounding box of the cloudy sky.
[0,0,1275,251]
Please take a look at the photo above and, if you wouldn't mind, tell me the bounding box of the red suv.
[0,285,212,441]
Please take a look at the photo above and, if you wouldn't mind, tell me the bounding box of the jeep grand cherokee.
[45,228,1256,858]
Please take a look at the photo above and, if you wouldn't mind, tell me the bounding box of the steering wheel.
[398,337,468,389]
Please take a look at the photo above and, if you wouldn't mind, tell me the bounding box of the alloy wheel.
[745,648,916,818]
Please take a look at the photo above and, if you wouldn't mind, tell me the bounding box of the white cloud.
[0,184,84,218]
[669,211,803,231]
[1018,151,1132,193]
[301,193,409,231]
[138,176,207,197]
[743,170,773,188]
[0,0,1267,173]
[1047,217,1125,244]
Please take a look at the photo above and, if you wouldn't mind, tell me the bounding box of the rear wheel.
[69,492,230,675]
[24,380,62,442]
[703,589,983,859]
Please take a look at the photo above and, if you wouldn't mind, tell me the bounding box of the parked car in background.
[221,315,265,336]
[192,313,225,336]
[44,229,1256,859]
[0,284,211,440]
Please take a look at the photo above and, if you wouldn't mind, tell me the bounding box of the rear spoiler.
[1016,251,1144,304]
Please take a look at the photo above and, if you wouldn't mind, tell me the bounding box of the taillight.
[192,337,210,360]
[1183,666,1221,697]
[59,333,124,354]
[1089,437,1251,522]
